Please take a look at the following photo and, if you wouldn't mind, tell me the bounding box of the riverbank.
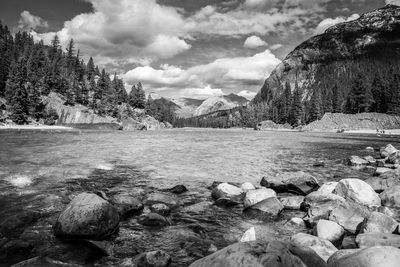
[0,124,74,130]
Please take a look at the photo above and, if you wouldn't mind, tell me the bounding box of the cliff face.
[254,4,400,104]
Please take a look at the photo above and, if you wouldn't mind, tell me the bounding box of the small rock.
[146,192,178,207]
[356,232,400,248]
[334,178,381,207]
[314,220,345,248]
[239,227,256,242]
[287,217,305,227]
[375,167,392,176]
[365,147,374,152]
[380,144,398,158]
[150,203,170,216]
[243,188,276,208]
[260,171,319,195]
[279,196,304,210]
[364,156,376,164]
[211,183,243,200]
[138,213,170,227]
[245,197,284,220]
[291,233,338,262]
[214,197,241,207]
[133,250,171,267]
[167,185,188,194]
[380,185,400,208]
[360,211,398,234]
[111,194,143,217]
[240,182,256,192]
[313,161,325,167]
[348,156,368,167]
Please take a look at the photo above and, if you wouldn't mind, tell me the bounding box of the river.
[0,128,399,266]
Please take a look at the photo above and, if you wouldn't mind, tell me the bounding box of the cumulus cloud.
[18,11,48,31]
[244,36,267,49]
[123,49,280,98]
[270,44,283,50]
[315,13,360,34]
[237,90,257,100]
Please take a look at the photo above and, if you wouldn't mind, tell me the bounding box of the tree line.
[0,22,153,125]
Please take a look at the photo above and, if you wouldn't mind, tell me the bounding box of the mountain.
[171,97,205,118]
[193,94,248,116]
[253,4,400,125]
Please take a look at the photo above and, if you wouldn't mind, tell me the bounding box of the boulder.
[317,182,338,195]
[380,144,398,158]
[53,193,119,239]
[347,156,368,167]
[360,211,398,234]
[356,233,400,248]
[243,188,276,208]
[328,201,370,234]
[365,169,400,192]
[327,246,400,267]
[260,171,319,195]
[138,213,170,227]
[133,250,171,267]
[334,179,381,207]
[150,203,170,216]
[214,197,242,207]
[380,185,400,208]
[314,220,345,248]
[211,183,243,200]
[110,194,143,217]
[288,217,306,227]
[245,197,284,220]
[291,233,338,262]
[326,249,361,265]
[279,196,304,210]
[239,227,256,242]
[11,256,82,267]
[240,182,256,192]
[375,167,392,176]
[145,192,178,207]
[189,240,327,267]
[364,156,376,164]
[167,185,188,194]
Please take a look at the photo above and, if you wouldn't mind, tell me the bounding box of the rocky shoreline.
[2,144,400,266]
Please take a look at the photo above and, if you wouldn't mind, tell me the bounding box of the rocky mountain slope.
[193,94,248,117]
[171,98,205,118]
[253,4,400,119]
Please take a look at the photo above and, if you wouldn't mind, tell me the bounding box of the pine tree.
[128,82,146,109]
[309,89,323,122]
[87,57,95,79]
[289,85,303,126]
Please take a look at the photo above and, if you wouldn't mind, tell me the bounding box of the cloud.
[237,90,257,100]
[270,44,283,50]
[386,0,400,5]
[18,11,48,31]
[123,49,280,98]
[244,36,267,49]
[314,13,360,34]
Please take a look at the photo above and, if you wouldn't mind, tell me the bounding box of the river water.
[0,128,399,266]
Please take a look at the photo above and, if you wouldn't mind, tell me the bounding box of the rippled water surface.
[0,128,399,266]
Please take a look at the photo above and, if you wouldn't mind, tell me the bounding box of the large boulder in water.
[359,211,399,234]
[53,193,119,240]
[380,185,400,208]
[365,169,400,193]
[260,171,319,195]
[211,183,243,200]
[243,188,276,208]
[327,246,400,267]
[356,233,400,248]
[291,233,338,262]
[333,179,381,207]
[189,240,327,267]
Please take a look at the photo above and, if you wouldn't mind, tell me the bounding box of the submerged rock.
[333,179,381,207]
[291,233,338,262]
[138,213,170,227]
[243,188,276,208]
[150,203,170,216]
[53,193,119,240]
[327,246,400,267]
[167,185,188,194]
[132,250,171,267]
[260,171,319,195]
[110,194,143,217]
[146,192,178,208]
[189,240,326,267]
[356,233,400,248]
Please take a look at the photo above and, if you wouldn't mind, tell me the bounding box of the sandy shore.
[344,129,400,135]
[0,125,74,130]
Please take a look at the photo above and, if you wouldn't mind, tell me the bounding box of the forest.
[0,22,168,125]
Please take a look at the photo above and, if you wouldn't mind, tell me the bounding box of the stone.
[291,233,338,262]
[53,193,119,240]
[380,144,398,158]
[11,256,82,267]
[314,220,345,248]
[240,182,256,192]
[364,156,376,164]
[327,246,400,267]
[138,213,170,227]
[377,159,386,167]
[110,194,143,217]
[380,185,400,208]
[313,161,325,167]
[245,197,284,220]
[347,156,368,167]
[279,196,304,210]
[133,250,171,267]
[260,171,319,195]
[243,188,276,208]
[317,182,338,195]
[375,167,392,176]
[356,233,400,248]
[189,240,326,267]
[214,197,242,207]
[146,192,178,207]
[327,249,361,265]
[240,227,256,242]
[288,217,306,227]
[360,211,398,234]
[167,185,188,194]
[211,183,243,200]
[365,169,400,192]
[328,201,370,234]
[334,179,381,207]
[365,147,374,152]
[150,203,170,216]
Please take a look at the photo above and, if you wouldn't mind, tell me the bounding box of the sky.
[0,0,396,100]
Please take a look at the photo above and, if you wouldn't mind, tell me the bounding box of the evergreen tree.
[87,57,95,79]
[128,82,146,109]
[309,89,323,122]
[289,85,303,126]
